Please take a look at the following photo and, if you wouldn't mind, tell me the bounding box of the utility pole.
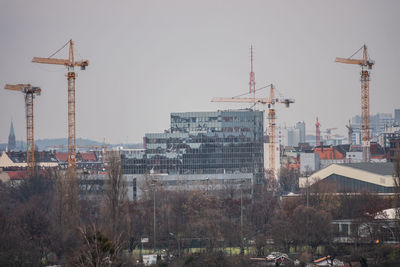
[239,179,247,255]
[240,184,244,254]
[306,180,309,207]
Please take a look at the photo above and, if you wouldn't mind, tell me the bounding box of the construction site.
[1,43,399,187]
[1,1,400,266]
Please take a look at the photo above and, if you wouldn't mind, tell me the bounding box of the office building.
[122,109,265,184]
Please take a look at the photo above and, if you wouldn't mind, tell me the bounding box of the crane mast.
[335,45,374,162]
[267,85,276,178]
[4,84,41,175]
[32,39,88,170]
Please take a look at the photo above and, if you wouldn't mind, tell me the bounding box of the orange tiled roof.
[314,146,345,160]
[54,152,69,162]
[80,152,97,162]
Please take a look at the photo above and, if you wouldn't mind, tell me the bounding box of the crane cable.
[47,40,70,58]
[348,45,365,59]
[232,84,272,98]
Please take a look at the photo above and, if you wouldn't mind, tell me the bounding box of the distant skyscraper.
[282,127,301,147]
[395,109,400,123]
[8,120,16,150]
[352,113,395,140]
[295,121,306,143]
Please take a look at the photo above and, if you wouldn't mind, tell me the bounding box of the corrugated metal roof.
[340,162,394,176]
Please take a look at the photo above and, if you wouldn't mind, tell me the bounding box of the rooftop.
[340,162,394,176]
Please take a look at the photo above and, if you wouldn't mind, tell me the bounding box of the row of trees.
[0,153,130,266]
[1,161,400,266]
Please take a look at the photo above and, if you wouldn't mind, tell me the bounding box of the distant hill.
[0,138,143,152]
[36,138,103,149]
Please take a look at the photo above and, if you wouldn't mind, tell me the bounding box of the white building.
[299,152,320,174]
[345,151,362,163]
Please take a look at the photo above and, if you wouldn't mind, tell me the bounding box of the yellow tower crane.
[212,84,294,180]
[4,84,41,175]
[335,45,374,162]
[32,39,89,170]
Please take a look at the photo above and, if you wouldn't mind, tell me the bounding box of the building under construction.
[122,109,265,184]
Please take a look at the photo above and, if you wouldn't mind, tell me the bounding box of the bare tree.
[278,166,299,193]
[54,170,80,231]
[73,224,125,267]
[100,152,130,242]
[290,205,332,251]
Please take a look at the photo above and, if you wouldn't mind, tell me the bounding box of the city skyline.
[1,1,400,144]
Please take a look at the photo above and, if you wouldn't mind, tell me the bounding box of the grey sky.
[1,0,399,144]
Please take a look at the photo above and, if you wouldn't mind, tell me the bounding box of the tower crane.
[4,84,41,175]
[32,39,89,170]
[345,120,353,146]
[335,45,374,162]
[212,46,294,180]
[212,84,294,180]
[324,127,338,140]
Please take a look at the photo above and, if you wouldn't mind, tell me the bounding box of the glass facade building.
[122,110,265,184]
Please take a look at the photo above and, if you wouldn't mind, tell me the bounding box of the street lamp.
[151,179,157,253]
[306,175,310,207]
[239,179,246,255]
[169,232,181,258]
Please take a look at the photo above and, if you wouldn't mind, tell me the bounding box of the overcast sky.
[1,0,399,144]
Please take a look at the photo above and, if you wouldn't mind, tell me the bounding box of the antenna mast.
[249,45,256,99]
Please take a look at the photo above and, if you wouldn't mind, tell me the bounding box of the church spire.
[8,119,16,150]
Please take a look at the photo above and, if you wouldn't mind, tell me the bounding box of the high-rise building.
[122,109,265,184]
[296,121,306,144]
[7,120,16,151]
[282,126,301,147]
[395,109,400,123]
